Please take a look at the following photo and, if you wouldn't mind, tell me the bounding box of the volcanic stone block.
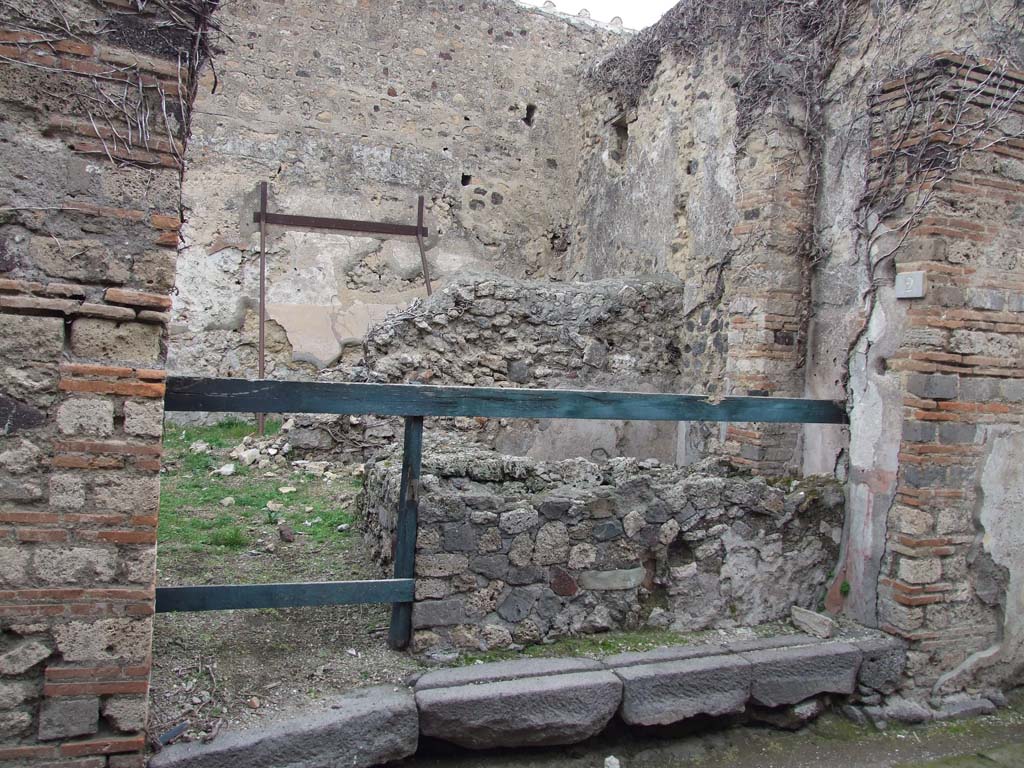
[415,657,603,691]
[853,636,906,694]
[150,686,417,768]
[416,670,622,748]
[740,642,862,707]
[614,654,751,726]
[578,567,645,590]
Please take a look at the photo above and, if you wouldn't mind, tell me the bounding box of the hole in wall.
[609,112,629,165]
[523,103,537,127]
[461,173,472,186]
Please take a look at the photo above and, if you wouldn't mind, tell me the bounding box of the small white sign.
[895,271,926,299]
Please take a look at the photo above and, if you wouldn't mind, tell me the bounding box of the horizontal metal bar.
[165,377,847,425]
[253,211,427,238]
[155,578,415,613]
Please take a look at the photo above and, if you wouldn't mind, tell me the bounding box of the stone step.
[416,669,622,749]
[149,686,418,768]
[149,632,908,764]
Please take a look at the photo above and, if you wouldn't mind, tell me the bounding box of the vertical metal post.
[257,181,268,436]
[388,415,423,650]
[416,194,432,297]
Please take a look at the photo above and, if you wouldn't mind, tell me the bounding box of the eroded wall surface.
[171,0,623,379]
[0,0,194,762]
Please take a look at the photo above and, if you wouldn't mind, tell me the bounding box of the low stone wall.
[361,445,843,653]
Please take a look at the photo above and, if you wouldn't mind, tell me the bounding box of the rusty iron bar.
[416,194,432,296]
[257,181,268,436]
[250,184,434,434]
[251,211,427,239]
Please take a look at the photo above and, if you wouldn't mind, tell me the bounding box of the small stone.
[278,486,297,494]
[790,606,836,639]
[212,463,235,476]
[658,519,680,546]
[239,448,261,466]
[278,525,296,542]
[623,510,645,538]
[336,523,350,532]
[219,497,236,507]
[0,639,50,675]
[266,501,284,512]
[605,757,621,768]
[247,696,261,709]
[189,441,210,454]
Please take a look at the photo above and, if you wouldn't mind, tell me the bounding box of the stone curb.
[148,633,907,765]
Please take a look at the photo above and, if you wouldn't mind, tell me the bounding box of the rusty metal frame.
[250,183,432,433]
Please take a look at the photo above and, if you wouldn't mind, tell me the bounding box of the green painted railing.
[159,376,847,649]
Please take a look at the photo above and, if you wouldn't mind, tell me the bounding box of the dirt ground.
[149,419,424,745]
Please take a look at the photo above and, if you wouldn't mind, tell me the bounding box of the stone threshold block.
[149,686,417,768]
[738,641,863,707]
[615,653,752,726]
[416,668,622,749]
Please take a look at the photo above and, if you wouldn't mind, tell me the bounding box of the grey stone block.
[616,654,751,726]
[578,567,645,590]
[150,686,418,768]
[906,373,958,401]
[497,587,538,622]
[412,598,466,629]
[415,657,602,691]
[38,696,98,740]
[740,642,862,707]
[416,670,621,748]
[853,636,906,694]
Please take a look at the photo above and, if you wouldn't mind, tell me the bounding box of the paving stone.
[615,654,751,726]
[150,686,418,768]
[739,642,862,707]
[416,670,621,748]
[415,657,603,691]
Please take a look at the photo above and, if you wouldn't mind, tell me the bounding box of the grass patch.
[158,418,358,564]
[461,628,694,664]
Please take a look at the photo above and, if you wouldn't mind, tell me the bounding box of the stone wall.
[362,445,843,653]
[338,275,721,464]
[570,0,1024,694]
[170,0,624,380]
[0,0,195,763]
[567,44,815,474]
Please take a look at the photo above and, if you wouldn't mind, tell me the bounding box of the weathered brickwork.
[864,57,1024,691]
[0,0,197,762]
